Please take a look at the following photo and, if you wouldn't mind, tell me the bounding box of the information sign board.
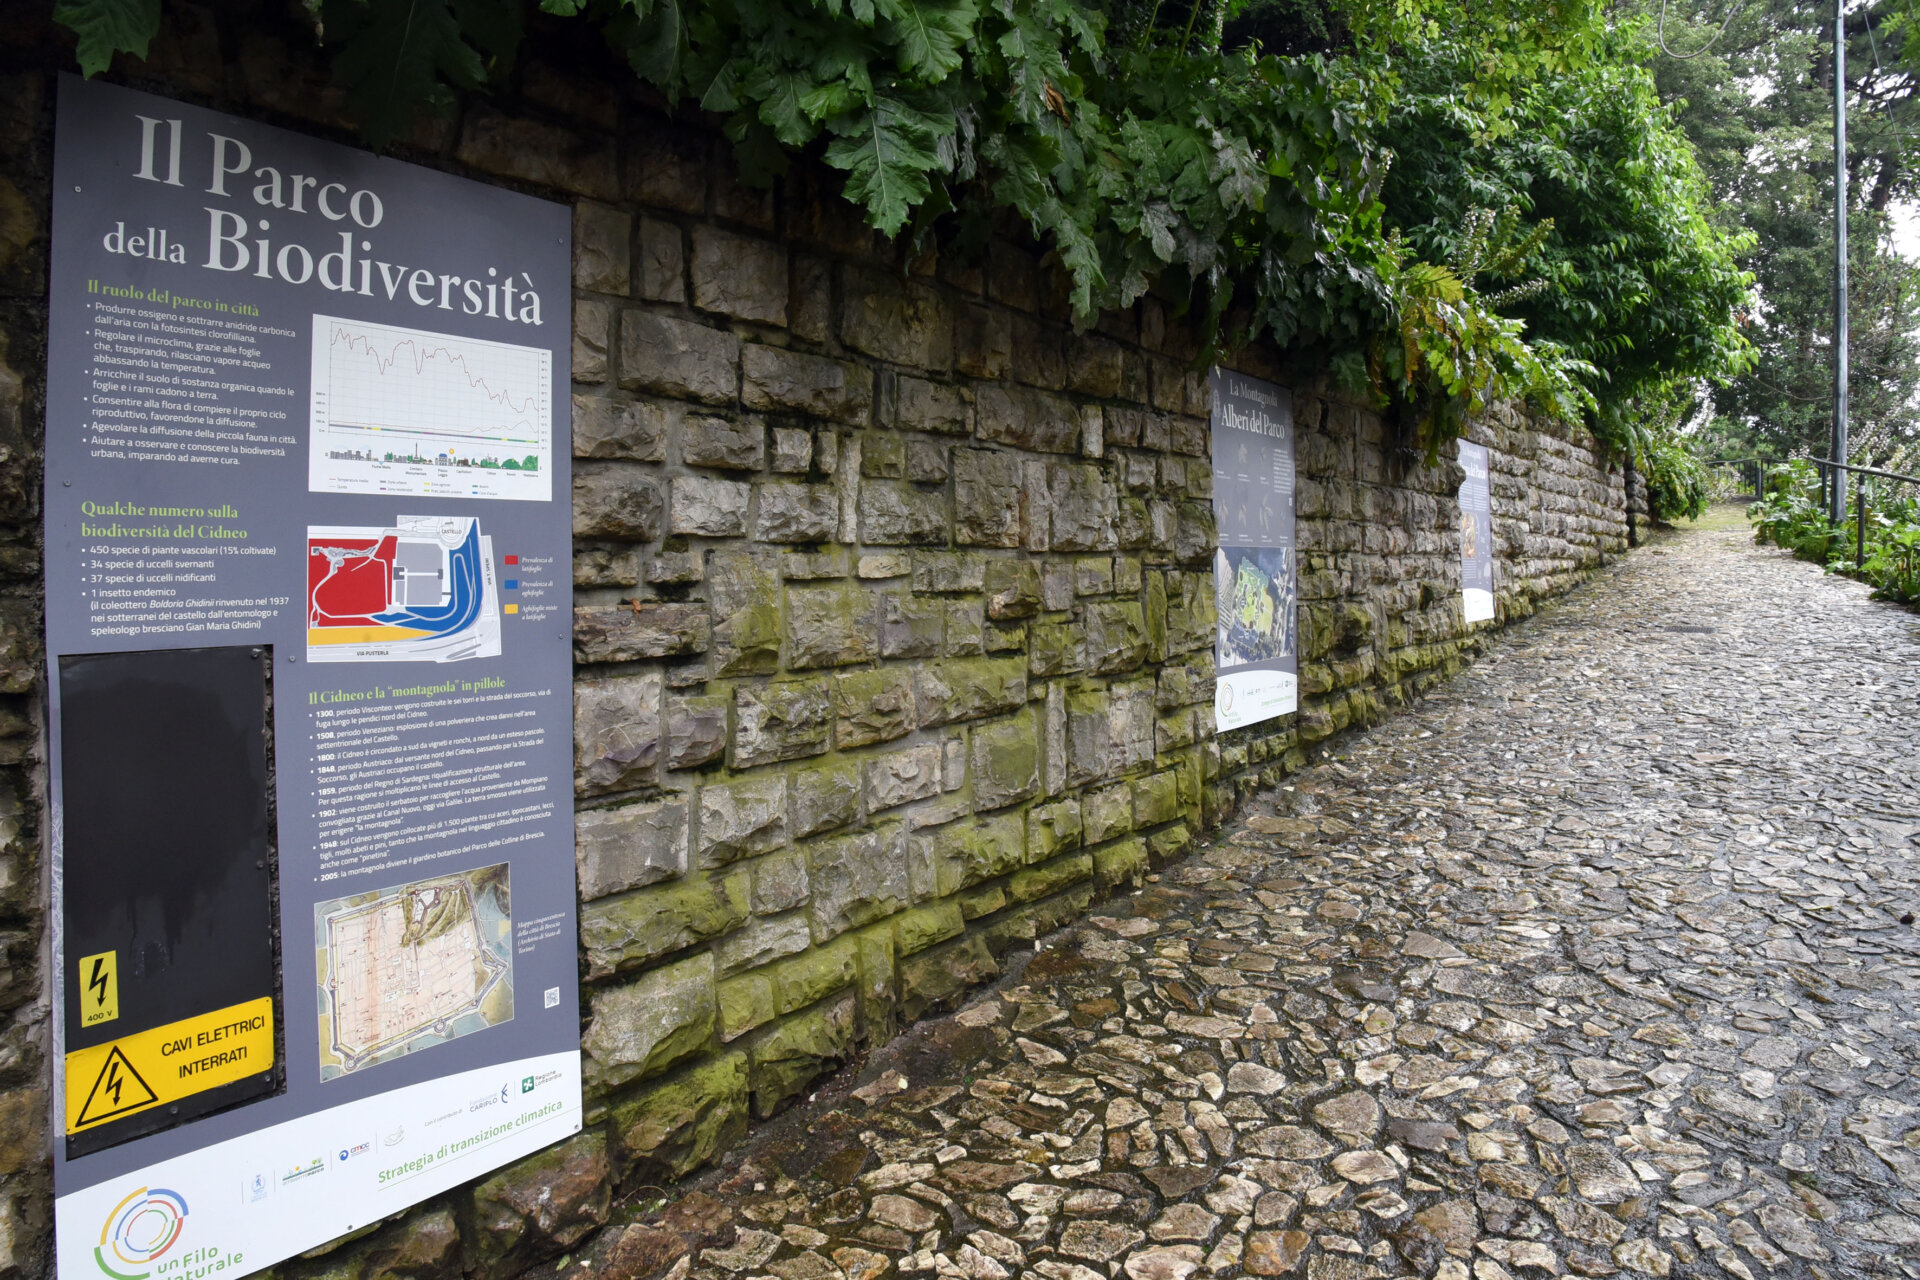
[1210,368,1298,731]
[46,76,581,1276]
[1458,440,1495,622]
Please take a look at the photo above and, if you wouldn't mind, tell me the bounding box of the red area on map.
[309,536,396,626]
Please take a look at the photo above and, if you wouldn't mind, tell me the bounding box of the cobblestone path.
[592,522,1920,1280]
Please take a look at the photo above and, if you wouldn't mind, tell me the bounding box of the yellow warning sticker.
[79,950,117,1027]
[65,998,274,1134]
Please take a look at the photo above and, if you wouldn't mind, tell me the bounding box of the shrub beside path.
[581,517,1920,1280]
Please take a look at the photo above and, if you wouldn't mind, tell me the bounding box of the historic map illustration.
[314,864,513,1080]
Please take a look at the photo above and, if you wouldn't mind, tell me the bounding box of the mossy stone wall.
[0,9,1640,1275]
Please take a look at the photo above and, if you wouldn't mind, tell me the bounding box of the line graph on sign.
[308,315,552,502]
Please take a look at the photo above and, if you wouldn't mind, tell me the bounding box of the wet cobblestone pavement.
[590,522,1920,1280]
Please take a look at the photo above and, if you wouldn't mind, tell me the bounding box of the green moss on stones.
[765,934,858,1015]
[970,712,1039,810]
[898,935,997,1022]
[1009,851,1093,904]
[580,871,749,979]
[1091,837,1148,889]
[747,993,855,1118]
[937,811,1026,889]
[610,1052,749,1182]
[718,972,775,1041]
[893,899,965,955]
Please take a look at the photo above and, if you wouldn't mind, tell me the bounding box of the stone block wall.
[0,9,1639,1276]
[561,135,1231,1225]
[0,13,53,1273]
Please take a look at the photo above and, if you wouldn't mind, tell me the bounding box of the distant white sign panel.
[1458,440,1495,623]
[1210,368,1298,731]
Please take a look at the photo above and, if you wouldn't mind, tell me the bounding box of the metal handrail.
[1793,457,1920,567]
[1705,457,1765,500]
[1809,457,1920,486]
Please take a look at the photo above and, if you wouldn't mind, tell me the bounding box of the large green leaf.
[823,94,952,235]
[322,0,493,145]
[885,0,977,81]
[606,0,689,96]
[53,0,158,77]
[745,65,823,145]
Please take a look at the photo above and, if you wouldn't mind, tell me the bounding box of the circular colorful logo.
[95,1186,186,1280]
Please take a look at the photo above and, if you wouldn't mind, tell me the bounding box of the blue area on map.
[373,524,484,637]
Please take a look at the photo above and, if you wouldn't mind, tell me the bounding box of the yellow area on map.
[307,625,435,646]
[65,998,274,1134]
[78,950,117,1027]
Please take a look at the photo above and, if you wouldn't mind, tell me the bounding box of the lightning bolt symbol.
[104,1058,123,1107]
[87,958,109,1009]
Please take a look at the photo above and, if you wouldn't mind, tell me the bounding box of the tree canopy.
[1643,0,1920,474]
[53,0,1755,461]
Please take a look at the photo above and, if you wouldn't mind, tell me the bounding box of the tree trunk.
[1868,152,1899,211]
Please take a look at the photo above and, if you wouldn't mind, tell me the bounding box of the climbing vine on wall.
[51,0,1751,462]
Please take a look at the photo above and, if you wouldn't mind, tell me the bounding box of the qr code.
[544,986,560,1009]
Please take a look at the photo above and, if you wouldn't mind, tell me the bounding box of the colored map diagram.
[308,316,552,502]
[306,515,501,663]
[315,864,512,1081]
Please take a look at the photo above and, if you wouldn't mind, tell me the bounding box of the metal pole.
[1856,471,1867,565]
[1625,455,1638,547]
[1833,0,1851,525]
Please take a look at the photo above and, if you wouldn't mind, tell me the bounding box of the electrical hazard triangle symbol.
[63,998,275,1136]
[74,1046,157,1128]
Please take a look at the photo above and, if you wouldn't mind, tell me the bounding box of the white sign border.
[57,1051,582,1277]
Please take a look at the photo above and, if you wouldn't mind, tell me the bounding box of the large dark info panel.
[59,645,279,1157]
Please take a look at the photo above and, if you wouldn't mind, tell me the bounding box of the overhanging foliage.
[53,0,1753,460]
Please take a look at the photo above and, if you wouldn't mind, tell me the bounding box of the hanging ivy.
[50,0,1751,460]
